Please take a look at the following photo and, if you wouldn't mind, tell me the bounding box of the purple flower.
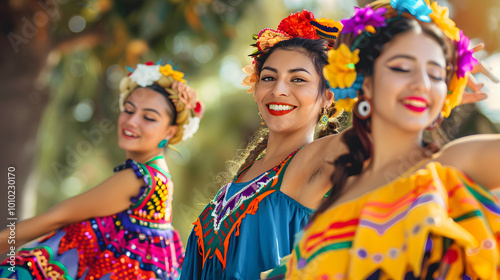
[341,5,387,37]
[456,30,477,78]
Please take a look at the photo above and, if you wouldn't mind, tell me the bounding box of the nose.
[272,78,290,97]
[410,67,431,93]
[124,112,140,127]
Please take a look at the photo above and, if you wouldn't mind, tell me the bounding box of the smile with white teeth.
[123,130,139,137]
[268,104,295,111]
[402,99,427,108]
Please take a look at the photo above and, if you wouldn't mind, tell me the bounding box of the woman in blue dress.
[180,10,343,280]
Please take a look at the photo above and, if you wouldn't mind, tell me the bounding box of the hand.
[461,44,499,105]
[172,81,197,110]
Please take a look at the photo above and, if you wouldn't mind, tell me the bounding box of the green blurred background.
[1,0,500,256]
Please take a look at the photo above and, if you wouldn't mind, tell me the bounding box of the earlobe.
[361,76,373,99]
[324,89,334,107]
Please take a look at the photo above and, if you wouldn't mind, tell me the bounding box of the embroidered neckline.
[210,147,303,232]
[212,172,275,231]
[193,146,303,270]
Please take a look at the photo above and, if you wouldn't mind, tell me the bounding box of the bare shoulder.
[296,131,347,163]
[437,134,500,167]
[108,167,145,193]
[436,134,500,190]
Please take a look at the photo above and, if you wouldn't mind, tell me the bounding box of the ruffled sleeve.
[113,159,151,206]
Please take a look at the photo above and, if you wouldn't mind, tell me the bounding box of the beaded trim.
[114,159,173,230]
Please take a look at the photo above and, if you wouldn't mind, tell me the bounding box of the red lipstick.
[266,102,296,116]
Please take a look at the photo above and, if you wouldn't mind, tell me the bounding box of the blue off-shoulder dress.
[180,149,312,280]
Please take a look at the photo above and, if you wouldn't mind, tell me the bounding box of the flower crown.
[119,61,204,144]
[325,0,478,118]
[242,10,343,93]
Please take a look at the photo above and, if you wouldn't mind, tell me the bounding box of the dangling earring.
[158,139,168,148]
[425,114,443,130]
[319,107,328,130]
[354,98,371,120]
[258,112,265,125]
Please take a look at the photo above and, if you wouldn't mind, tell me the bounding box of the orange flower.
[442,74,467,118]
[256,29,291,53]
[241,63,259,93]
[429,2,460,41]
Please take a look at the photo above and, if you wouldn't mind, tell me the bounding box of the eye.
[144,116,156,122]
[428,74,443,81]
[124,109,133,114]
[292,77,306,82]
[428,68,446,81]
[261,76,275,82]
[388,66,410,73]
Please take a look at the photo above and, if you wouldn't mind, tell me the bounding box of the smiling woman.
[268,1,500,279]
[0,61,204,280]
[253,48,327,136]
[179,10,343,280]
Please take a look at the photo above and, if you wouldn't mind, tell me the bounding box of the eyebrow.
[262,66,312,75]
[144,108,161,116]
[387,55,445,69]
[125,101,161,116]
[124,101,136,107]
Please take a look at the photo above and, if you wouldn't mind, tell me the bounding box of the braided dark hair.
[235,38,339,175]
[311,8,455,221]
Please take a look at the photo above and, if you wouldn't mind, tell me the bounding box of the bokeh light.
[68,15,86,33]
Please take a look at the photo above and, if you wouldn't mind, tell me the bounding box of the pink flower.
[455,31,477,79]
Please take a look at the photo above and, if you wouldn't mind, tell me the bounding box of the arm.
[439,134,500,190]
[281,132,347,209]
[0,168,143,253]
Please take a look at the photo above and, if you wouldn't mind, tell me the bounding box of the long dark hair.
[310,8,455,221]
[235,38,339,175]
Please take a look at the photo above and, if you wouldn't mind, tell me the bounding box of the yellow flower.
[430,2,460,41]
[323,43,360,89]
[241,64,259,93]
[256,29,291,53]
[335,97,358,113]
[442,74,467,118]
[159,64,186,83]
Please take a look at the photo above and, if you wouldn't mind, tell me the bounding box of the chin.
[398,121,429,133]
[117,141,134,151]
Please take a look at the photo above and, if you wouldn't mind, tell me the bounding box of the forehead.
[263,49,317,72]
[378,30,446,65]
[126,87,169,110]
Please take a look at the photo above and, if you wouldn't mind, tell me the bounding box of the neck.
[368,117,427,175]
[263,126,315,163]
[125,150,164,164]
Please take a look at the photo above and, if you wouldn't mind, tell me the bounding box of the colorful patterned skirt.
[0,212,184,280]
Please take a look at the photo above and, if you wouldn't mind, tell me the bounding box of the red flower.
[144,61,155,66]
[278,10,319,39]
[194,100,204,118]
